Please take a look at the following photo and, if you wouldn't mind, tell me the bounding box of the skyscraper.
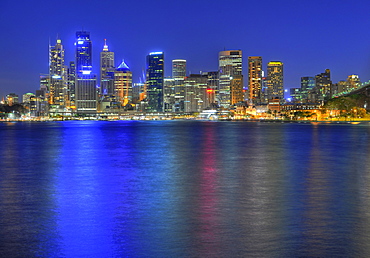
[218,50,243,107]
[49,38,66,106]
[248,56,263,104]
[76,31,92,74]
[315,69,332,101]
[146,52,164,112]
[75,31,97,113]
[266,61,284,101]
[100,39,115,96]
[172,59,186,112]
[114,59,132,107]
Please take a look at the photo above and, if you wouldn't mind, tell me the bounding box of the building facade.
[75,31,97,113]
[100,39,115,96]
[172,59,186,112]
[218,50,243,107]
[248,56,263,104]
[266,61,284,101]
[146,52,164,112]
[49,38,66,106]
[114,60,132,107]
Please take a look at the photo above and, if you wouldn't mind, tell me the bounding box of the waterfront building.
[146,52,164,112]
[75,31,97,114]
[248,56,263,104]
[49,38,66,106]
[266,61,284,101]
[114,59,132,107]
[100,39,115,96]
[218,50,243,107]
[172,59,186,112]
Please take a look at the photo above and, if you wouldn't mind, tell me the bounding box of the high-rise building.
[300,76,315,102]
[67,61,76,109]
[172,59,186,111]
[218,50,243,107]
[248,56,263,104]
[205,71,219,108]
[184,74,208,112]
[315,69,332,101]
[266,61,284,101]
[76,31,92,74]
[49,38,66,106]
[100,39,115,96]
[164,78,175,112]
[75,31,97,113]
[146,52,164,112]
[114,59,132,107]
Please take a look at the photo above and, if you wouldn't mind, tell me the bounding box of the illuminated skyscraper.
[266,61,284,101]
[75,31,97,113]
[184,74,207,112]
[172,59,186,111]
[76,31,92,74]
[248,56,263,103]
[205,71,219,108]
[67,61,76,108]
[218,50,243,107]
[146,52,164,112]
[114,59,132,106]
[314,69,332,101]
[49,38,66,106]
[100,39,115,96]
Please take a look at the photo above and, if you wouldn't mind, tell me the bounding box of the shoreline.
[2,118,370,124]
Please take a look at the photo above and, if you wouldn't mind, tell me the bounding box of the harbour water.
[1,120,370,257]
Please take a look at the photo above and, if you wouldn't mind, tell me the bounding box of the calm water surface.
[1,120,370,257]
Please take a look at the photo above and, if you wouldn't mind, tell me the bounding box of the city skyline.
[1,0,370,98]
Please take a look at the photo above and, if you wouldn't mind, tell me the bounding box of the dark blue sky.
[1,0,370,98]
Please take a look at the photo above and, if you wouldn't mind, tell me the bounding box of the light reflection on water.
[1,121,370,257]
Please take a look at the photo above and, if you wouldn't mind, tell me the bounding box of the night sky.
[1,0,370,98]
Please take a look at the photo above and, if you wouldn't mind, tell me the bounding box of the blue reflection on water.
[1,121,370,257]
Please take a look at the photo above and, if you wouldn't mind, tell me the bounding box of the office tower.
[299,76,315,102]
[164,78,175,112]
[75,31,97,113]
[76,31,92,74]
[67,61,76,108]
[218,50,243,107]
[314,69,332,101]
[248,56,263,104]
[172,59,186,111]
[184,74,208,112]
[146,52,164,112]
[205,71,219,108]
[114,60,132,106]
[49,38,66,106]
[100,39,115,96]
[266,61,284,101]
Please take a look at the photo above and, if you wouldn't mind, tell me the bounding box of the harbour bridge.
[333,80,370,97]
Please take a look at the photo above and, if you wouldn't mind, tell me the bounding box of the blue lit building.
[76,31,92,74]
[75,31,97,114]
[146,52,164,112]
